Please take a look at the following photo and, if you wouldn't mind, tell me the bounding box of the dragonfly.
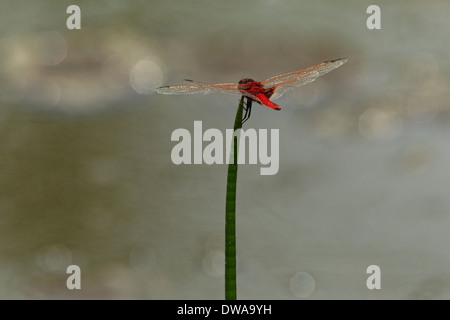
[156,58,348,124]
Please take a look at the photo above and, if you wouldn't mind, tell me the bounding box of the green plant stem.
[225,96,245,300]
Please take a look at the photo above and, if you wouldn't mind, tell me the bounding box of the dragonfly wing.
[262,58,348,100]
[156,80,241,96]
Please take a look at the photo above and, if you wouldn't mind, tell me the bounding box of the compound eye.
[238,78,253,85]
[238,78,256,91]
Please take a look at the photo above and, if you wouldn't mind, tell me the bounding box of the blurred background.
[0,0,449,299]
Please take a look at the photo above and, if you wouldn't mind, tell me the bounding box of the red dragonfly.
[156,58,347,123]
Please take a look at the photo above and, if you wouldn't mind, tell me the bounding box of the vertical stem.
[225,96,246,300]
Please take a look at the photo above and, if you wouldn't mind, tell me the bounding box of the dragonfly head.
[238,78,260,91]
[238,78,255,84]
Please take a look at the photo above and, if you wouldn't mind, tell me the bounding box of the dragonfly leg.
[241,98,252,125]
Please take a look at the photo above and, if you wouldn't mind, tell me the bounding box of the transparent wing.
[262,58,348,100]
[156,79,241,96]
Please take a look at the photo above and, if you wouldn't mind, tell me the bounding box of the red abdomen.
[256,93,281,110]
